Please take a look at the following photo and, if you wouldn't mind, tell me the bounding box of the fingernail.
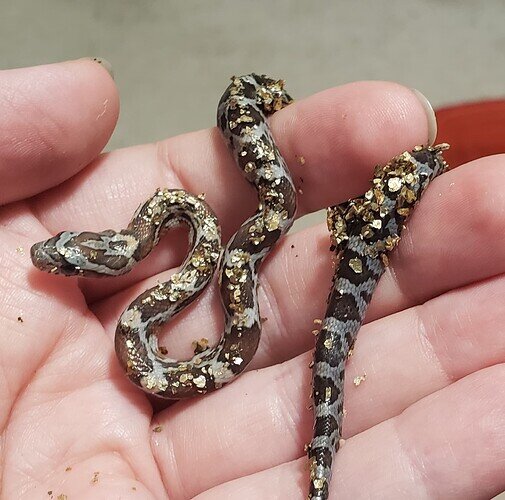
[411,88,437,146]
[85,57,114,80]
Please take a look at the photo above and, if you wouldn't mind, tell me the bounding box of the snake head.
[30,232,85,276]
[31,230,139,277]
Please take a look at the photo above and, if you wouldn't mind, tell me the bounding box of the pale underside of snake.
[30,74,449,500]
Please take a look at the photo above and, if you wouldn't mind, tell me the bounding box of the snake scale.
[30,74,449,499]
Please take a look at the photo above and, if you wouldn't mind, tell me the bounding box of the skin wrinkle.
[0,71,95,193]
[153,419,187,499]
[462,164,503,239]
[391,365,504,500]
[273,358,307,455]
[420,272,505,382]
[0,201,36,234]
[0,82,57,157]
[36,335,113,401]
[155,139,186,193]
[256,272,290,367]
[0,362,13,430]
[251,283,279,367]
[0,239,82,390]
[24,381,161,496]
[381,237,417,312]
[114,449,160,499]
[399,158,505,307]
[391,417,432,499]
[48,450,152,499]
[273,239,316,353]
[27,195,62,240]
[24,97,70,163]
[412,303,452,386]
[0,220,76,427]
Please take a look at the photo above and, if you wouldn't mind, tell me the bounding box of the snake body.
[308,144,449,499]
[31,74,296,398]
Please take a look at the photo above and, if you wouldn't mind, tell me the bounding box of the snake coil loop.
[31,74,297,398]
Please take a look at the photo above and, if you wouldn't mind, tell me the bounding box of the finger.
[93,154,505,373]
[158,361,505,499]
[196,365,505,500]
[0,58,118,204]
[335,273,505,438]
[147,265,505,496]
[27,81,431,301]
[375,153,505,318]
[149,352,312,499]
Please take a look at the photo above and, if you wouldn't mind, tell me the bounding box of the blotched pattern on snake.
[31,74,297,398]
[308,144,449,500]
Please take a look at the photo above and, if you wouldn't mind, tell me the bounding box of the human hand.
[1,59,503,499]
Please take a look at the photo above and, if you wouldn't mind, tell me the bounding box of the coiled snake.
[31,74,296,397]
[30,74,449,499]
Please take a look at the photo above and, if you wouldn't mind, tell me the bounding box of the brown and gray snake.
[30,74,449,499]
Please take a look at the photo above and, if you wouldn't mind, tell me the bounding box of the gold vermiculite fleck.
[349,258,363,274]
[353,373,367,387]
[325,387,332,401]
[387,177,402,192]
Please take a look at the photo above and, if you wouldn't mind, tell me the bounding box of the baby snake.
[30,74,449,499]
[31,74,296,397]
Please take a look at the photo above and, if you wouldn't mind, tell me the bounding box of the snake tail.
[308,144,449,500]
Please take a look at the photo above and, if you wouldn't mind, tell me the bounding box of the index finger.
[0,58,118,204]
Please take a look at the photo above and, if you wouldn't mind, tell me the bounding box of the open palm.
[1,59,504,499]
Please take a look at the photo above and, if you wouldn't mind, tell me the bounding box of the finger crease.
[155,139,193,193]
[257,271,288,366]
[151,423,187,499]
[413,302,452,385]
